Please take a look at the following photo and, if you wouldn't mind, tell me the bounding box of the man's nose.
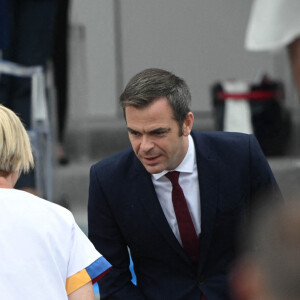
[140,135,154,152]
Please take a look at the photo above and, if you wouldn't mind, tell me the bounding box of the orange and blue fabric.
[66,256,112,295]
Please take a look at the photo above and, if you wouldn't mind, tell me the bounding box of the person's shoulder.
[192,131,255,158]
[192,130,251,144]
[30,192,74,221]
[5,189,75,228]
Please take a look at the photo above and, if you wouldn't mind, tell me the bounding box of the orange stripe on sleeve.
[66,269,91,295]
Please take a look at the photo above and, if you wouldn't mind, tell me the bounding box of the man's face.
[125,97,193,174]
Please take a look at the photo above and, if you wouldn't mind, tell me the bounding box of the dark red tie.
[165,171,199,264]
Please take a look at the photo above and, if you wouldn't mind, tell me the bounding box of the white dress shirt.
[152,135,201,245]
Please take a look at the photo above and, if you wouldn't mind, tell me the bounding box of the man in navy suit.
[88,68,282,300]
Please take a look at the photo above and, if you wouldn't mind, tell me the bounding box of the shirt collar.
[152,135,195,181]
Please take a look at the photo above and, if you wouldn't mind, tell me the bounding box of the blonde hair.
[0,104,34,176]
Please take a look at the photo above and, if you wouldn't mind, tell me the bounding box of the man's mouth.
[142,155,161,163]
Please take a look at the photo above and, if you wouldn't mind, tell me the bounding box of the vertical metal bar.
[113,0,124,116]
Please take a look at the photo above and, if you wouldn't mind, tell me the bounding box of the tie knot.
[165,171,180,185]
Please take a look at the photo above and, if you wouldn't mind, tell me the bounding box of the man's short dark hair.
[120,68,192,130]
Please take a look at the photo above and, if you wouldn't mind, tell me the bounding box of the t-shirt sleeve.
[65,220,111,295]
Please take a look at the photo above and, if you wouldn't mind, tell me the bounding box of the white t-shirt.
[0,188,111,299]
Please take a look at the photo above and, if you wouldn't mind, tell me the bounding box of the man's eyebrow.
[127,127,171,134]
[127,127,139,133]
[149,128,171,134]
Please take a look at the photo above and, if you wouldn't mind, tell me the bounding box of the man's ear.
[182,112,194,136]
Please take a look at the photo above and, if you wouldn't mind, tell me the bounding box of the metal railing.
[0,60,53,201]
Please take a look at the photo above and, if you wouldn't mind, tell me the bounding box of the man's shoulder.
[192,130,251,144]
[191,131,256,158]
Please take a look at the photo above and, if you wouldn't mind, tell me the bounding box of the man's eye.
[130,131,140,136]
[154,131,166,136]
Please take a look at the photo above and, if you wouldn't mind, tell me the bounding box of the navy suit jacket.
[88,131,281,300]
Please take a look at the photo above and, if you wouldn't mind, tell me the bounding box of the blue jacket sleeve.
[88,165,146,300]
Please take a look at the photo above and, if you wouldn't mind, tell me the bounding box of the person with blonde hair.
[0,104,34,178]
[0,104,111,299]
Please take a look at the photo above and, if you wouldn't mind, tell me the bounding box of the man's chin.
[143,164,164,174]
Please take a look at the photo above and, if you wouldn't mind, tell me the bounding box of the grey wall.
[68,0,295,121]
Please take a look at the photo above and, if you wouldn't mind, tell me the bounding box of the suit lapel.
[192,132,219,275]
[133,158,192,265]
